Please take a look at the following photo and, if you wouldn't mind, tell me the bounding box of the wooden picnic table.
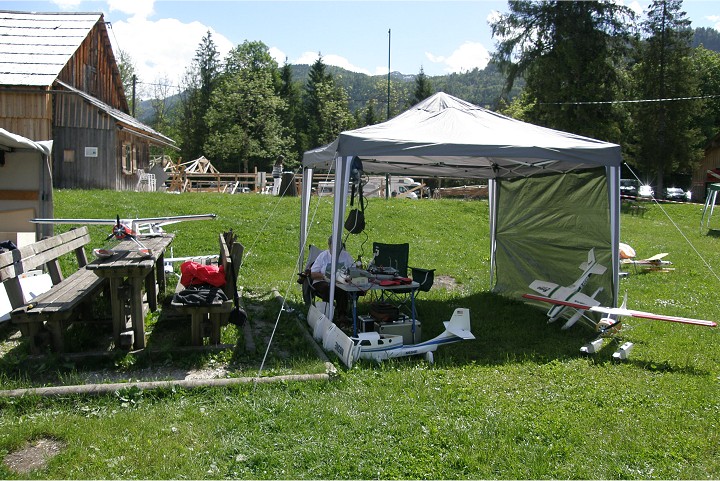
[86,234,174,350]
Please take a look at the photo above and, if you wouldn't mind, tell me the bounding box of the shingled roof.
[0,10,103,86]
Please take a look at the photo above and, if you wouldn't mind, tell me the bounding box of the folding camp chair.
[371,242,435,315]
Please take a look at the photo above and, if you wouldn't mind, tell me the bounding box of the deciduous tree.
[204,41,292,173]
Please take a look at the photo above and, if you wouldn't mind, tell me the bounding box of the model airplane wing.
[523,293,716,327]
[529,280,560,296]
[31,218,118,225]
[645,252,668,261]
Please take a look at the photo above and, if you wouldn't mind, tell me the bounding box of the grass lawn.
[0,189,719,479]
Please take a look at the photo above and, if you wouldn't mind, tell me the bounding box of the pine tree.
[278,60,303,168]
[491,0,634,142]
[411,67,434,105]
[301,55,352,150]
[631,0,702,191]
[177,31,220,162]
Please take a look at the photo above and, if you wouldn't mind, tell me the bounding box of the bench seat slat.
[11,269,107,321]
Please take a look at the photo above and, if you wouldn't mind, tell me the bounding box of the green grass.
[0,190,719,479]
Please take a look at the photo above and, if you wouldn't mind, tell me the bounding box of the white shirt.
[311,248,354,284]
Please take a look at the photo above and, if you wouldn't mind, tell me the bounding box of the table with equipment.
[86,234,174,350]
[336,279,420,341]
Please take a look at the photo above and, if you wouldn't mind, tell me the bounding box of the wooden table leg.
[145,269,158,312]
[109,278,125,347]
[156,252,166,293]
[129,277,146,349]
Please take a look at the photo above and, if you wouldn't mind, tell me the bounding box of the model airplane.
[31,213,216,236]
[527,248,607,330]
[307,305,474,368]
[621,252,674,272]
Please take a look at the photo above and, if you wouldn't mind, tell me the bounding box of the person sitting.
[310,236,354,325]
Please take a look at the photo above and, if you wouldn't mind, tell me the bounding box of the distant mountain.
[137,63,518,125]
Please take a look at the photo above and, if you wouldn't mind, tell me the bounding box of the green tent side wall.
[493,169,614,308]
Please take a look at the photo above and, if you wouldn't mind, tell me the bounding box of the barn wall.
[0,90,52,141]
[53,91,116,189]
[56,20,128,112]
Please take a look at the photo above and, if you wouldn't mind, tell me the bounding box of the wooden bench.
[170,231,244,346]
[0,227,109,354]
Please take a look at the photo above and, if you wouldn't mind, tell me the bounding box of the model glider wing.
[523,293,716,328]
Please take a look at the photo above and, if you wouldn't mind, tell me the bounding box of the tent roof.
[303,92,622,179]
[0,127,52,156]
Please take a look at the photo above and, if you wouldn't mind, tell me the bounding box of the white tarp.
[300,92,622,321]
[303,93,621,178]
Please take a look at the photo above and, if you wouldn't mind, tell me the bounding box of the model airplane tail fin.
[443,308,475,340]
[579,248,607,276]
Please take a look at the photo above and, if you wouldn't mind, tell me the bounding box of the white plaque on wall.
[85,147,98,157]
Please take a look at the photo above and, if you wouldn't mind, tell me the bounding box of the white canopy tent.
[0,128,54,243]
[301,92,622,321]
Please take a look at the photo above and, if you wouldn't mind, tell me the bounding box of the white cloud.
[269,47,287,66]
[426,41,490,74]
[709,15,720,30]
[110,16,234,90]
[293,51,371,75]
[107,0,155,19]
[50,0,82,10]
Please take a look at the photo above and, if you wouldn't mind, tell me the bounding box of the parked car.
[664,187,686,201]
[638,184,654,198]
[620,179,639,197]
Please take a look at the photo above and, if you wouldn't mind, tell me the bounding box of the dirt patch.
[4,437,66,474]
[434,275,458,290]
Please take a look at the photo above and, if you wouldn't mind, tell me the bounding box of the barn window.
[63,149,75,163]
[122,143,136,173]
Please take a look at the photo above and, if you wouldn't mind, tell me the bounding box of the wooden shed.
[0,10,176,191]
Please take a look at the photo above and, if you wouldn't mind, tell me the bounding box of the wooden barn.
[691,131,720,201]
[0,10,176,191]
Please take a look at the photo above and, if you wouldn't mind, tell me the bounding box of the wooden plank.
[0,190,39,201]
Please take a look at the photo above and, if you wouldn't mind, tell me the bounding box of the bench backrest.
[219,232,244,299]
[0,226,91,308]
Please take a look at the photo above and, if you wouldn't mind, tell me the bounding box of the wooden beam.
[0,190,39,201]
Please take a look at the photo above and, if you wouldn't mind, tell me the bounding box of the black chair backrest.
[410,267,435,292]
[372,242,409,277]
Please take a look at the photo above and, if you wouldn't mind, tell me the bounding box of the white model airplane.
[31,213,216,236]
[307,305,474,368]
[527,248,607,330]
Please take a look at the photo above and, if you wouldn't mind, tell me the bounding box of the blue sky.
[3,0,719,95]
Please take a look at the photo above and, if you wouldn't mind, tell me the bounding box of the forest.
[125,1,720,193]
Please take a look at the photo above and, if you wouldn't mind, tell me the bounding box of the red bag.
[180,261,226,288]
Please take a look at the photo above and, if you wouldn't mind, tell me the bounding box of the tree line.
[122,0,720,194]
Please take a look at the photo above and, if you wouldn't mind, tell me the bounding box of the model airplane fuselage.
[528,248,607,329]
[307,305,474,368]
